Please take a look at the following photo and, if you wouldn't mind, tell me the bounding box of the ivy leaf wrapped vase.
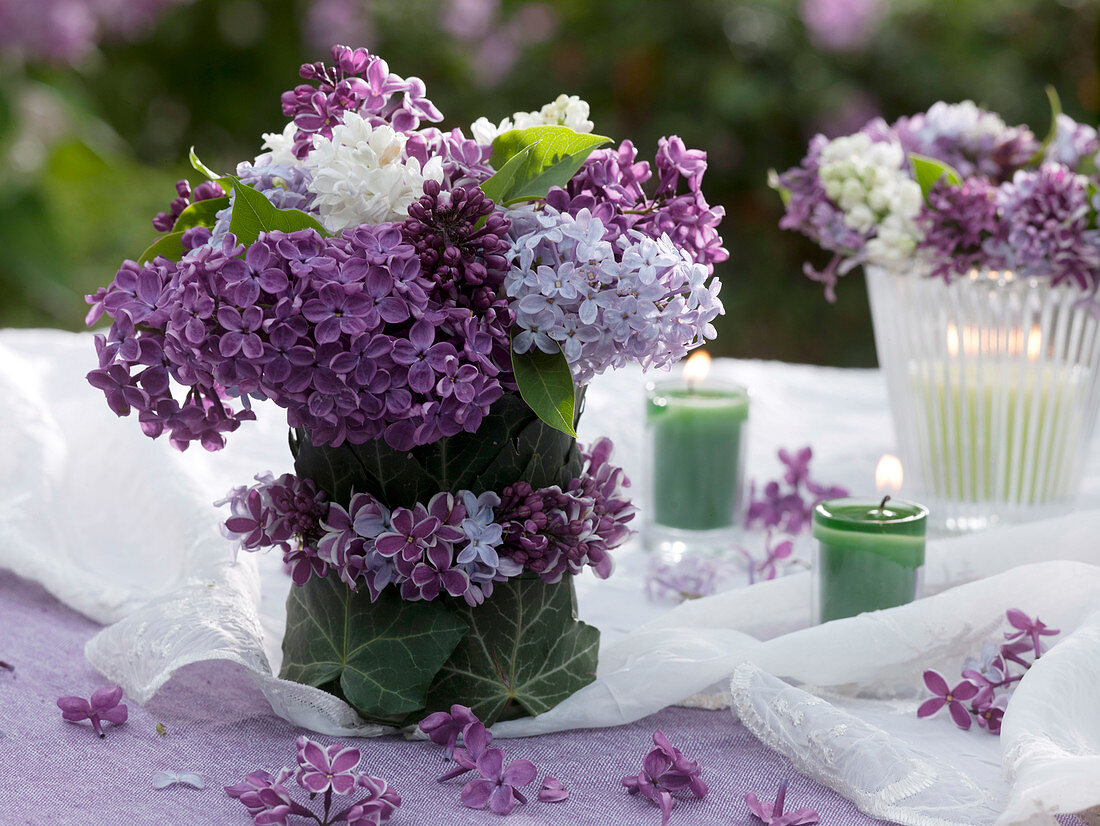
[84,45,726,727]
[773,96,1100,532]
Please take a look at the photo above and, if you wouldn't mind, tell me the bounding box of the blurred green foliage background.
[1,0,1096,365]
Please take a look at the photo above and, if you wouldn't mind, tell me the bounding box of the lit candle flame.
[946,324,959,358]
[683,350,711,385]
[876,454,903,494]
[1027,325,1042,361]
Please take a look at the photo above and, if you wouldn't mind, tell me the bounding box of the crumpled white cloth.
[3,329,1100,822]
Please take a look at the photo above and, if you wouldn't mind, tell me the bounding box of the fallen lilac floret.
[56,685,128,738]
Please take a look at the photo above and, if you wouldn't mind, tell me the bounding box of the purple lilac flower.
[282,44,443,159]
[506,206,722,384]
[1004,608,1060,659]
[745,446,849,534]
[622,730,708,826]
[227,737,399,826]
[56,685,128,738]
[916,670,980,730]
[738,532,796,584]
[153,178,226,232]
[459,747,537,815]
[800,0,881,53]
[993,164,1100,292]
[88,222,512,453]
[917,178,1005,282]
[547,137,728,273]
[405,127,496,190]
[497,437,634,582]
[295,736,362,795]
[973,692,1009,735]
[745,780,820,826]
[419,704,479,760]
[438,720,494,782]
[1046,114,1100,168]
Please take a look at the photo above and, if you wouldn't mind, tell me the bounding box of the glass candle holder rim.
[645,377,750,401]
[813,496,929,534]
[864,263,1077,293]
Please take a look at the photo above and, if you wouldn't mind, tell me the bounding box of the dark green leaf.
[280,573,468,724]
[226,177,330,246]
[481,125,612,206]
[172,196,229,232]
[910,153,962,200]
[511,343,577,438]
[292,392,583,508]
[424,576,600,724]
[137,230,186,264]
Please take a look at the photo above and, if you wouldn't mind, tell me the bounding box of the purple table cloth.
[0,569,894,826]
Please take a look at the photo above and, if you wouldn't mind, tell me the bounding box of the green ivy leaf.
[480,125,611,206]
[172,196,230,233]
[280,574,468,724]
[510,342,577,438]
[137,230,186,264]
[291,392,583,508]
[424,576,599,724]
[910,153,962,200]
[226,177,330,246]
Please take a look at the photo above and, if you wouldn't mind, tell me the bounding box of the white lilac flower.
[259,122,302,167]
[304,112,444,232]
[470,94,595,146]
[817,132,923,268]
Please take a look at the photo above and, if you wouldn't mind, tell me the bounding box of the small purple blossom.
[745,446,849,534]
[57,685,128,738]
[646,555,738,602]
[227,737,399,826]
[1004,608,1060,659]
[419,704,479,759]
[622,730,708,826]
[917,671,980,730]
[745,780,820,826]
[459,747,537,815]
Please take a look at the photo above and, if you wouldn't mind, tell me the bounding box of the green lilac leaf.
[510,342,577,438]
[480,125,612,205]
[291,392,582,508]
[188,146,223,180]
[226,177,330,246]
[172,196,229,232]
[910,153,962,200]
[137,230,185,264]
[423,576,600,725]
[280,573,468,724]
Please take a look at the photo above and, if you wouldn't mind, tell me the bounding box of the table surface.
[0,569,893,826]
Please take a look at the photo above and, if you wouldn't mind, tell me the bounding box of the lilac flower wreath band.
[220,437,634,606]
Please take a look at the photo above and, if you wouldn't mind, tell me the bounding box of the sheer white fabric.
[4,329,1100,820]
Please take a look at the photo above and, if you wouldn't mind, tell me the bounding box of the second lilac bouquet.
[84,45,725,727]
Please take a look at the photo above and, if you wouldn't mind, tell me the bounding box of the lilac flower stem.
[322,788,332,824]
[91,717,105,738]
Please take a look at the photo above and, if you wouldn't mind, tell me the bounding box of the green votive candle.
[646,376,749,535]
[812,497,928,623]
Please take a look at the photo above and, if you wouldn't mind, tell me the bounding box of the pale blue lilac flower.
[622,730,708,826]
[56,685,128,738]
[506,206,722,384]
[745,780,820,826]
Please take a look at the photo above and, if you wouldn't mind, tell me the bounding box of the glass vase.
[866,265,1100,533]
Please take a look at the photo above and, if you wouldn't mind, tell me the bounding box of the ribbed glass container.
[866,265,1100,533]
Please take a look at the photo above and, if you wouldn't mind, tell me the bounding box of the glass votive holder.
[643,378,749,559]
[812,497,928,624]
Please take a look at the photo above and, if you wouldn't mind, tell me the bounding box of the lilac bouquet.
[772,96,1100,300]
[84,45,725,727]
